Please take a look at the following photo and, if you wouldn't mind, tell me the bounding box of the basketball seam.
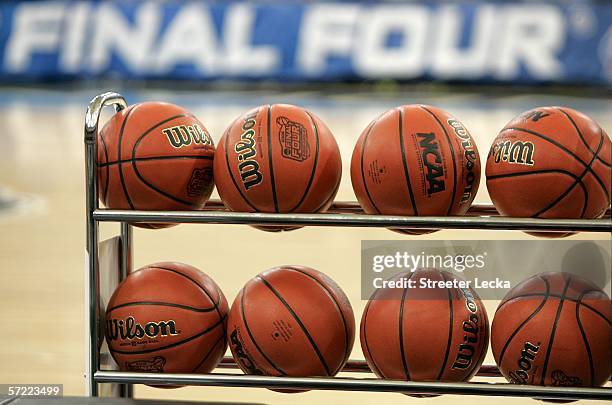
[398,108,419,216]
[191,334,225,373]
[533,134,603,218]
[503,127,610,201]
[106,301,218,314]
[359,119,382,214]
[99,132,110,203]
[267,105,280,213]
[398,273,413,381]
[497,276,550,365]
[436,271,454,380]
[108,315,226,355]
[575,292,595,386]
[289,111,320,212]
[240,287,287,375]
[284,266,351,374]
[148,266,226,345]
[495,292,610,324]
[117,107,137,209]
[257,275,332,376]
[557,107,611,167]
[421,106,458,216]
[98,155,213,167]
[539,275,573,385]
[488,169,588,217]
[361,295,384,377]
[223,117,259,211]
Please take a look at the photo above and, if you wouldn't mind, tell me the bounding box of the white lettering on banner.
[154,3,219,73]
[297,4,360,74]
[2,2,568,81]
[89,2,160,72]
[492,5,564,79]
[431,5,496,79]
[354,6,429,77]
[223,4,279,74]
[60,2,90,72]
[5,2,65,71]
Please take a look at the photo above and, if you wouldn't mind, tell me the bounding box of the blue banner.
[0,1,609,84]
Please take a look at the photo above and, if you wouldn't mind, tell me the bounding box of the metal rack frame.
[84,92,612,402]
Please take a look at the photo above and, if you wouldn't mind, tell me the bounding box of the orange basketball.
[351,105,480,234]
[227,266,354,380]
[97,102,215,228]
[361,268,489,385]
[105,262,228,375]
[486,107,611,220]
[213,104,341,230]
[491,272,611,387]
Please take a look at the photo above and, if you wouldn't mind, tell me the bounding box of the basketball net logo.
[126,356,166,372]
[162,124,212,149]
[452,288,481,370]
[277,116,310,162]
[235,111,263,190]
[490,140,536,166]
[551,369,582,387]
[106,316,179,341]
[523,110,551,122]
[448,119,478,204]
[416,132,445,195]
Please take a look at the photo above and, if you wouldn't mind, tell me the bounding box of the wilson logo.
[491,140,535,166]
[508,341,540,384]
[448,119,478,204]
[230,328,263,375]
[235,111,263,190]
[452,288,480,370]
[417,132,445,195]
[106,317,179,341]
[278,116,310,161]
[162,124,212,148]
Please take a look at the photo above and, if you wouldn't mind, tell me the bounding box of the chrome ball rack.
[84,92,612,402]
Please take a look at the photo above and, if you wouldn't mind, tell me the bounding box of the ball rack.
[85,92,612,402]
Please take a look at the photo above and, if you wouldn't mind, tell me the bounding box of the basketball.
[213,104,342,230]
[361,268,489,385]
[351,105,480,234]
[105,262,228,375]
[227,265,354,380]
[491,272,611,387]
[97,102,215,228]
[486,107,611,220]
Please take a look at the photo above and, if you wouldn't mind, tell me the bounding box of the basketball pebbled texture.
[214,104,342,215]
[361,268,489,384]
[351,105,480,234]
[97,102,215,228]
[227,265,355,379]
[491,272,611,387]
[105,262,228,375]
[486,106,611,220]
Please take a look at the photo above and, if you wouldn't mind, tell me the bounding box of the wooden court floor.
[0,88,609,404]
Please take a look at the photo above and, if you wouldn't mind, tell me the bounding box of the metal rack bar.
[84,92,128,397]
[94,371,611,401]
[217,357,504,377]
[93,209,612,233]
